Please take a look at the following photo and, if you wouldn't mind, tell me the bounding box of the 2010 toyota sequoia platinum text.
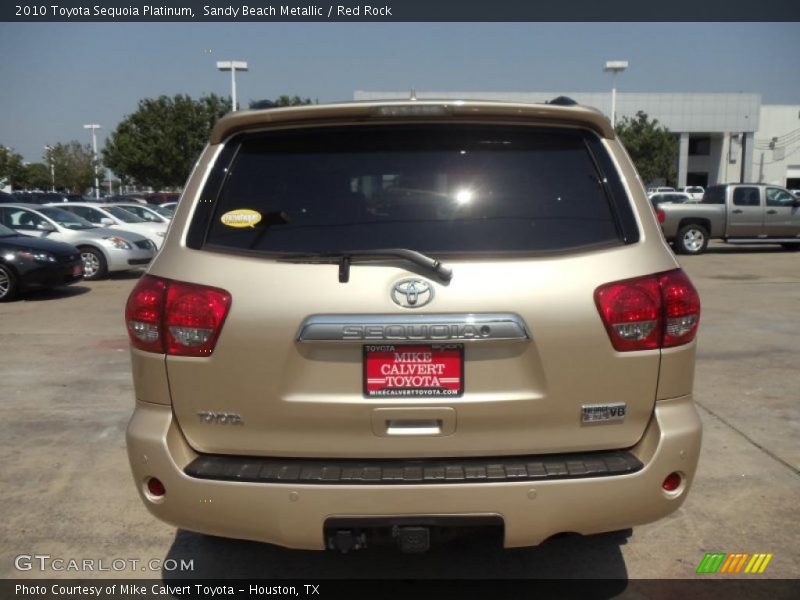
[125,100,702,552]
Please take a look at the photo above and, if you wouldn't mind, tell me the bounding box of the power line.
[755,133,800,150]
[752,143,800,165]
[754,127,800,149]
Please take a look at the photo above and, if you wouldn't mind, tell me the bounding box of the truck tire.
[674,224,709,255]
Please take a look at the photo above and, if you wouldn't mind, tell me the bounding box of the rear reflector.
[662,472,681,492]
[147,477,166,497]
[595,269,700,351]
[125,275,231,356]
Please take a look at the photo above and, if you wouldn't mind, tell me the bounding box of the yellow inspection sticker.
[220,209,262,228]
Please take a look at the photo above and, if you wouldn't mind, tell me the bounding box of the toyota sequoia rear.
[125,100,702,551]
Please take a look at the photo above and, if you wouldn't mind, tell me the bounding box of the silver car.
[1,203,156,280]
[113,203,172,224]
[49,202,168,249]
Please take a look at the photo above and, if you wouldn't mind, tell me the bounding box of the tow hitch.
[324,516,502,554]
[394,526,430,553]
[327,529,367,553]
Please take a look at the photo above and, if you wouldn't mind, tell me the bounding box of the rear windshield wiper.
[278,248,453,283]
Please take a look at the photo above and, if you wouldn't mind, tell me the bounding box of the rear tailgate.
[159,246,672,458]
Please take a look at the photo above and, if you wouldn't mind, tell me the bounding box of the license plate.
[363,344,463,398]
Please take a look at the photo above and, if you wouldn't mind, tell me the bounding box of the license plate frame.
[363,344,464,398]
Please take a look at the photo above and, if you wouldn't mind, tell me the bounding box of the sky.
[1,22,799,162]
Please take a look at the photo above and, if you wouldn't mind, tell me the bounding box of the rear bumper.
[126,396,701,549]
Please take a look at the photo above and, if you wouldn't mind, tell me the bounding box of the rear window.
[702,186,725,204]
[38,207,95,229]
[104,205,146,223]
[194,125,634,256]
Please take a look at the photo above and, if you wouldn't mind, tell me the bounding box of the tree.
[249,96,314,109]
[103,94,230,189]
[21,163,51,190]
[47,141,97,193]
[615,111,678,187]
[275,95,313,107]
[0,146,26,189]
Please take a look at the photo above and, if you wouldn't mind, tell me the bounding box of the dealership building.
[354,90,800,190]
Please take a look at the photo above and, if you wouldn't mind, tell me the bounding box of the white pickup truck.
[660,183,800,254]
[678,186,705,201]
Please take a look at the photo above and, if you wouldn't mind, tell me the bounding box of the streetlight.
[83,123,101,199]
[604,60,629,128]
[216,60,248,112]
[44,145,55,192]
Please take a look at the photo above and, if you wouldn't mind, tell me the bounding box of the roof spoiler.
[211,99,616,143]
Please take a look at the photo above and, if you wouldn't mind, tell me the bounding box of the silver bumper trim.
[296,313,530,343]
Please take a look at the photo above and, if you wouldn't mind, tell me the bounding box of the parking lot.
[1,241,798,580]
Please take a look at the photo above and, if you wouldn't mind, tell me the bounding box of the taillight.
[655,208,666,224]
[594,276,661,351]
[594,269,700,351]
[660,269,701,347]
[125,275,231,357]
[125,275,166,354]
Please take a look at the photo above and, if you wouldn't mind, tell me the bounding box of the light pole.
[604,60,629,128]
[83,123,101,199]
[44,145,55,192]
[216,60,248,112]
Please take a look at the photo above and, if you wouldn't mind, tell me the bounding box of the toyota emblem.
[391,278,434,308]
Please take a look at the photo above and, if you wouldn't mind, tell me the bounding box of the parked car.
[145,192,180,205]
[107,194,148,205]
[125,100,702,553]
[155,201,177,216]
[0,190,15,203]
[789,189,800,199]
[114,203,172,223]
[0,223,83,301]
[0,203,156,280]
[678,186,705,201]
[647,186,675,196]
[154,204,175,218]
[659,183,800,254]
[11,192,70,204]
[50,202,167,249]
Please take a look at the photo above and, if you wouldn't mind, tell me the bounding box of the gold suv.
[125,100,702,552]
